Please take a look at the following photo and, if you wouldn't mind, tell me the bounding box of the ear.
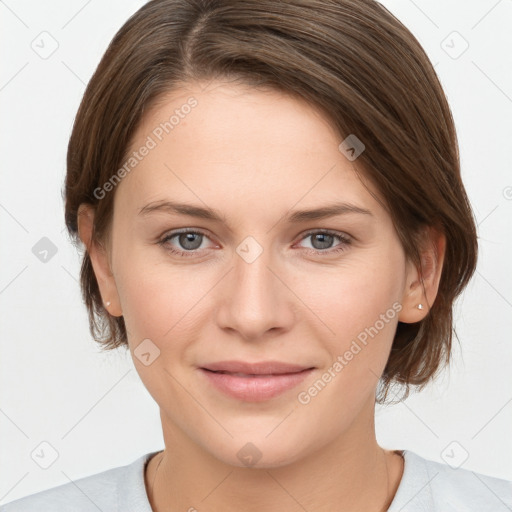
[77,203,123,317]
[398,226,446,323]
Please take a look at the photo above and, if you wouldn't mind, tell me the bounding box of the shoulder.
[389,449,512,512]
[0,452,157,512]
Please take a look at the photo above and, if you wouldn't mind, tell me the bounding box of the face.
[87,80,426,468]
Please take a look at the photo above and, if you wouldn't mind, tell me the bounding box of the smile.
[199,363,315,402]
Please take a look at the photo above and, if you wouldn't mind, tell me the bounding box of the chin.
[203,433,314,470]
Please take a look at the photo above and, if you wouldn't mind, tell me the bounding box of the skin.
[78,80,446,511]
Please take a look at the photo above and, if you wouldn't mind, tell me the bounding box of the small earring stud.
[417,303,424,310]
[105,301,111,307]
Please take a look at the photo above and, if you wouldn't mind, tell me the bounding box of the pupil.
[313,233,332,249]
[180,233,201,250]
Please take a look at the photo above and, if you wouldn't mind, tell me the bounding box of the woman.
[2,0,511,510]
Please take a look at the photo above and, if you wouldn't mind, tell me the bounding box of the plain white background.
[1,0,511,504]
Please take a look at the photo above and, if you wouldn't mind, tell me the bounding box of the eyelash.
[157,228,352,258]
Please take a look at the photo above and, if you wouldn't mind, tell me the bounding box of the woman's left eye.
[157,229,351,257]
[296,230,352,254]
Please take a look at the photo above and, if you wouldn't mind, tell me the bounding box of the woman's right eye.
[158,229,214,257]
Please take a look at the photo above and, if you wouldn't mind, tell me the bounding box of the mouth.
[199,361,315,401]
[201,360,314,375]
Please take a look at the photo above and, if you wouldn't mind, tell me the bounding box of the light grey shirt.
[1,449,511,511]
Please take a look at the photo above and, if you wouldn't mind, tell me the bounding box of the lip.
[201,360,313,375]
[199,360,315,401]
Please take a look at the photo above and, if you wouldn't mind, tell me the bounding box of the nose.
[215,241,296,341]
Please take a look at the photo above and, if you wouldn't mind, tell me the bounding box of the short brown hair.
[64,0,478,403]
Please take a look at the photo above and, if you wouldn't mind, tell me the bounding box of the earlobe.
[77,204,123,317]
[398,227,446,324]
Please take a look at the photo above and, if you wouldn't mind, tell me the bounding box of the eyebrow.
[138,200,373,223]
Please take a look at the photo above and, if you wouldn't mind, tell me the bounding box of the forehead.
[115,80,384,218]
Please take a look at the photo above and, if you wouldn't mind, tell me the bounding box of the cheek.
[308,256,404,344]
[118,267,201,339]
[115,254,210,403]
[302,246,406,390]
[291,263,404,438]
[114,237,217,355]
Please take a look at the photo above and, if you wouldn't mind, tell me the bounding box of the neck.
[146,407,404,512]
